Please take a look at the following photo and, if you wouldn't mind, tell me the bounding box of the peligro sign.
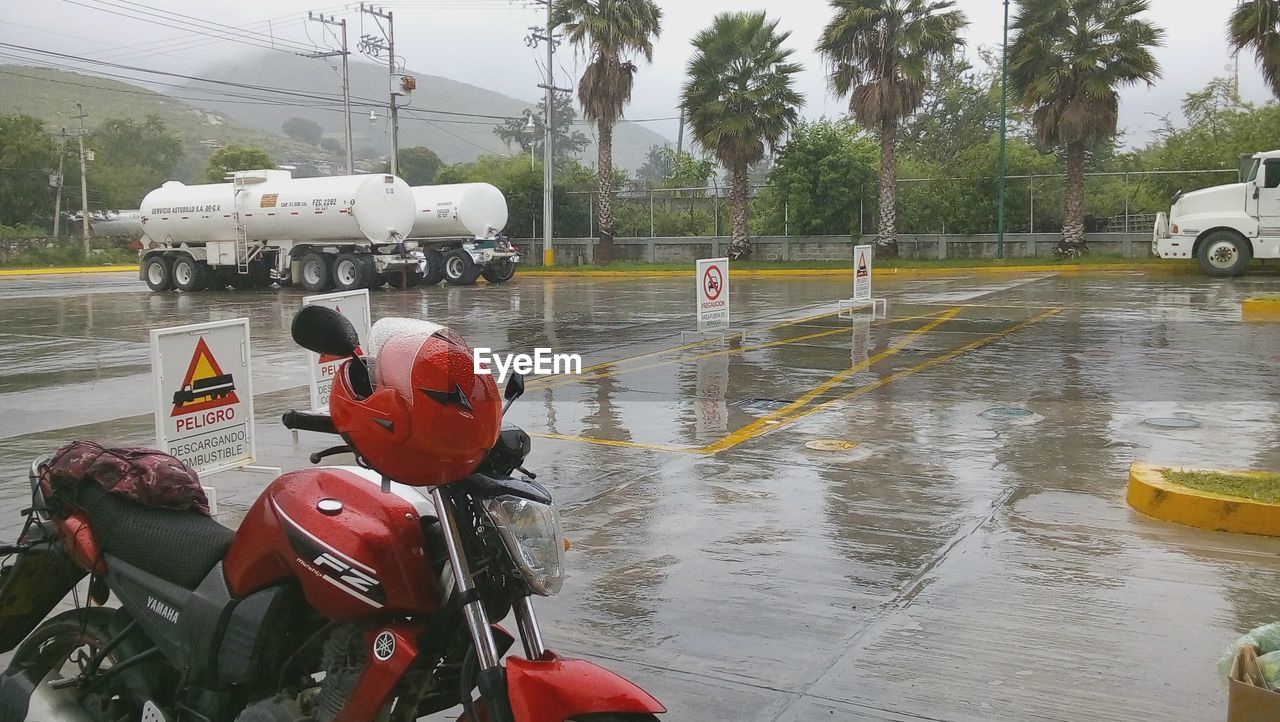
[302,289,373,412]
[150,318,256,475]
[696,257,729,331]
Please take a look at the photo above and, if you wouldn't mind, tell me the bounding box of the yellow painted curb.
[520,262,1193,279]
[0,265,134,277]
[1242,294,1280,322]
[1126,462,1280,537]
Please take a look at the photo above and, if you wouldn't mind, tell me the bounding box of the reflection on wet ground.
[1,269,1278,720]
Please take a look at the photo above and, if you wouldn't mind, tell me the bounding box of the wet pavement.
[2,268,1279,720]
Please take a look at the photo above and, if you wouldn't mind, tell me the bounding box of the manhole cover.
[1142,416,1201,429]
[735,398,791,414]
[980,406,1034,419]
[805,439,859,451]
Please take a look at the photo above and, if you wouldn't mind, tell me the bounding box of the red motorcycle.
[0,305,663,722]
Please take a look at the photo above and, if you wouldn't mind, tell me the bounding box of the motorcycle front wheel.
[2,608,133,722]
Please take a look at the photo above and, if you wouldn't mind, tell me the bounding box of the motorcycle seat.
[70,483,234,589]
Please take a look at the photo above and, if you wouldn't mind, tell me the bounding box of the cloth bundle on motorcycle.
[41,441,211,516]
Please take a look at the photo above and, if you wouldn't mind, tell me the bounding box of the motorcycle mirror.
[504,372,526,401]
[291,305,359,358]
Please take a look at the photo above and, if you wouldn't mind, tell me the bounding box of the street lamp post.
[997,0,1010,259]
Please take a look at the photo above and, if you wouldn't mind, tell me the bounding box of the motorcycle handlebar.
[281,410,338,434]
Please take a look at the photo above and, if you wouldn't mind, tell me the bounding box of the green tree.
[74,116,183,209]
[0,114,55,228]
[767,119,873,236]
[396,146,443,185]
[282,117,324,145]
[682,11,803,258]
[553,0,663,264]
[492,94,590,169]
[319,137,344,155]
[899,54,999,166]
[817,0,968,256]
[1009,0,1163,250]
[203,145,275,182]
[1231,1,1280,99]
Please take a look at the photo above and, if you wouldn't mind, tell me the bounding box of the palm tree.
[1230,1,1280,99]
[682,12,803,259]
[817,0,967,257]
[553,0,662,264]
[1009,0,1162,252]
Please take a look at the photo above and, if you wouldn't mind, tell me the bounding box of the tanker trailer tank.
[406,182,520,286]
[137,170,420,293]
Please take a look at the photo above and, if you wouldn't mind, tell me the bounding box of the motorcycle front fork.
[429,487,546,722]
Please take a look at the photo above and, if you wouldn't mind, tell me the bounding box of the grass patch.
[1160,468,1280,504]
[521,255,1182,273]
[1,246,137,269]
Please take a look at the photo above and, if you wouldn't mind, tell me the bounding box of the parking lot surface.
[2,269,1279,720]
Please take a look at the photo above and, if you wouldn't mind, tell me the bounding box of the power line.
[58,0,318,57]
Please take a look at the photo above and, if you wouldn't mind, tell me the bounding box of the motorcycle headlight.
[482,495,565,596]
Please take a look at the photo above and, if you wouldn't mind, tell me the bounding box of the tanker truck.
[137,171,517,292]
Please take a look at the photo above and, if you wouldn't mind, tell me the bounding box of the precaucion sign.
[303,289,372,411]
[151,318,255,475]
[696,257,729,331]
[853,244,873,302]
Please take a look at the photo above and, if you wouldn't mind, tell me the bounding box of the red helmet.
[329,319,501,486]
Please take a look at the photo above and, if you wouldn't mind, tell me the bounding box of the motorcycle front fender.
[505,652,665,722]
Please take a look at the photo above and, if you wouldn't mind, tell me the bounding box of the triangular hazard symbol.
[171,337,240,416]
[857,252,868,275]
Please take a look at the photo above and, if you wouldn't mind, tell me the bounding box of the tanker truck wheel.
[300,251,334,292]
[143,255,174,292]
[481,260,517,284]
[422,249,446,286]
[332,253,369,291]
[444,249,481,286]
[172,256,208,292]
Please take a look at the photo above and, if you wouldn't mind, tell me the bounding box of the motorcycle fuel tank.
[223,466,440,621]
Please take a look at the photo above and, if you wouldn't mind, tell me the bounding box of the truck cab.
[1154,149,1280,276]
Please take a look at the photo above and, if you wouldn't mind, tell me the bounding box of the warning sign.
[151,318,255,475]
[171,337,240,415]
[302,289,372,411]
[696,257,729,331]
[853,244,873,302]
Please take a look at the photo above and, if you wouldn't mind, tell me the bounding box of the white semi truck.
[1153,150,1280,277]
[136,170,516,292]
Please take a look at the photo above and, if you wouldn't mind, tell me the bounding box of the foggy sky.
[2,0,1267,148]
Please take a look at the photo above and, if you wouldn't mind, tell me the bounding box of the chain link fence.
[551,168,1239,240]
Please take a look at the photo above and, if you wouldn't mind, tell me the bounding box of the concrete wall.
[510,233,1153,266]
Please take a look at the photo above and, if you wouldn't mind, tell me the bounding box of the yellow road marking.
[527,432,696,453]
[534,308,952,391]
[529,307,1060,454]
[699,308,962,453]
[700,307,1063,453]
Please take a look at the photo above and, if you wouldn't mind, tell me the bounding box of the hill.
[0,65,337,182]
[178,52,672,170]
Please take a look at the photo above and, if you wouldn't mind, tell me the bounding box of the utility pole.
[307,12,354,174]
[676,107,685,157]
[360,4,402,175]
[73,102,90,256]
[53,127,66,239]
[528,1,570,266]
[996,0,1009,260]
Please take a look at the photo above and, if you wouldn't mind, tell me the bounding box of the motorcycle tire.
[1,608,133,722]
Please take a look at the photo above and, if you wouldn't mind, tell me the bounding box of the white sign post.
[840,244,888,319]
[695,257,729,332]
[302,289,373,412]
[853,244,873,302]
[151,318,256,478]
